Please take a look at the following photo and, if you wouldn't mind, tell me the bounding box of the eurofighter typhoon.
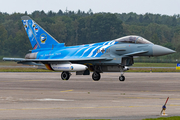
[3,16,175,81]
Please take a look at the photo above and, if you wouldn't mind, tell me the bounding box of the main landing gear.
[60,65,127,82]
[61,71,71,80]
[92,72,101,81]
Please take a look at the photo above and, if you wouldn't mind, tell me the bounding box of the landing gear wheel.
[119,76,125,81]
[61,71,70,80]
[92,72,101,81]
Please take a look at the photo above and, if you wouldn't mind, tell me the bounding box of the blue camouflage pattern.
[22,17,118,60]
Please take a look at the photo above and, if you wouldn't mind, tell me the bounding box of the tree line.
[0,10,180,62]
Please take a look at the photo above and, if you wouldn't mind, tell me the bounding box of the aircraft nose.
[153,45,176,56]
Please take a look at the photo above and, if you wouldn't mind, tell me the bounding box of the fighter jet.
[3,16,175,81]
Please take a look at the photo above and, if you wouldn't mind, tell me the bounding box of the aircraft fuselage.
[3,16,176,81]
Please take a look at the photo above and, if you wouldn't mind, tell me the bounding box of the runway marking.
[35,98,74,102]
[60,89,73,92]
[0,80,42,82]
[169,104,180,106]
[124,97,160,99]
[0,81,20,82]
[140,91,149,92]
[161,90,180,92]
[22,80,42,82]
[170,98,180,100]
[122,97,180,100]
[0,97,74,102]
[0,104,180,111]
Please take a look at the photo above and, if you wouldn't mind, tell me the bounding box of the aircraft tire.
[92,72,101,81]
[119,76,125,81]
[61,71,70,80]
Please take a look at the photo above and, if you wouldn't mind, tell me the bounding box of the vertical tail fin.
[21,16,59,50]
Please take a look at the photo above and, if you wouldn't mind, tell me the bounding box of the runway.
[0,72,180,120]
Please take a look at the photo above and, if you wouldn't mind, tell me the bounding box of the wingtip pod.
[21,16,31,20]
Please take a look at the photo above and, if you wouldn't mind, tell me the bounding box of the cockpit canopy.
[115,36,152,44]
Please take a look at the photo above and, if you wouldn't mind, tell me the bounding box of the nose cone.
[153,45,176,56]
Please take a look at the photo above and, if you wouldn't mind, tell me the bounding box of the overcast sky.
[0,0,180,16]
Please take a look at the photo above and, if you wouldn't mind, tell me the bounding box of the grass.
[0,62,177,67]
[0,67,51,72]
[0,67,179,72]
[0,61,19,66]
[143,116,180,120]
[77,117,180,120]
[128,68,180,72]
[78,119,111,120]
[133,63,176,67]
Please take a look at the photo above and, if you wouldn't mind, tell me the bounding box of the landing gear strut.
[119,66,126,81]
[61,71,71,80]
[92,72,101,81]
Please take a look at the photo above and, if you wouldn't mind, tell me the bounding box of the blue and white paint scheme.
[3,16,175,81]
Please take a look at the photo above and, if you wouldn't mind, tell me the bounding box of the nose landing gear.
[119,66,126,82]
[119,75,125,81]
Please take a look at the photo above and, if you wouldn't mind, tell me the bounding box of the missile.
[50,64,88,71]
